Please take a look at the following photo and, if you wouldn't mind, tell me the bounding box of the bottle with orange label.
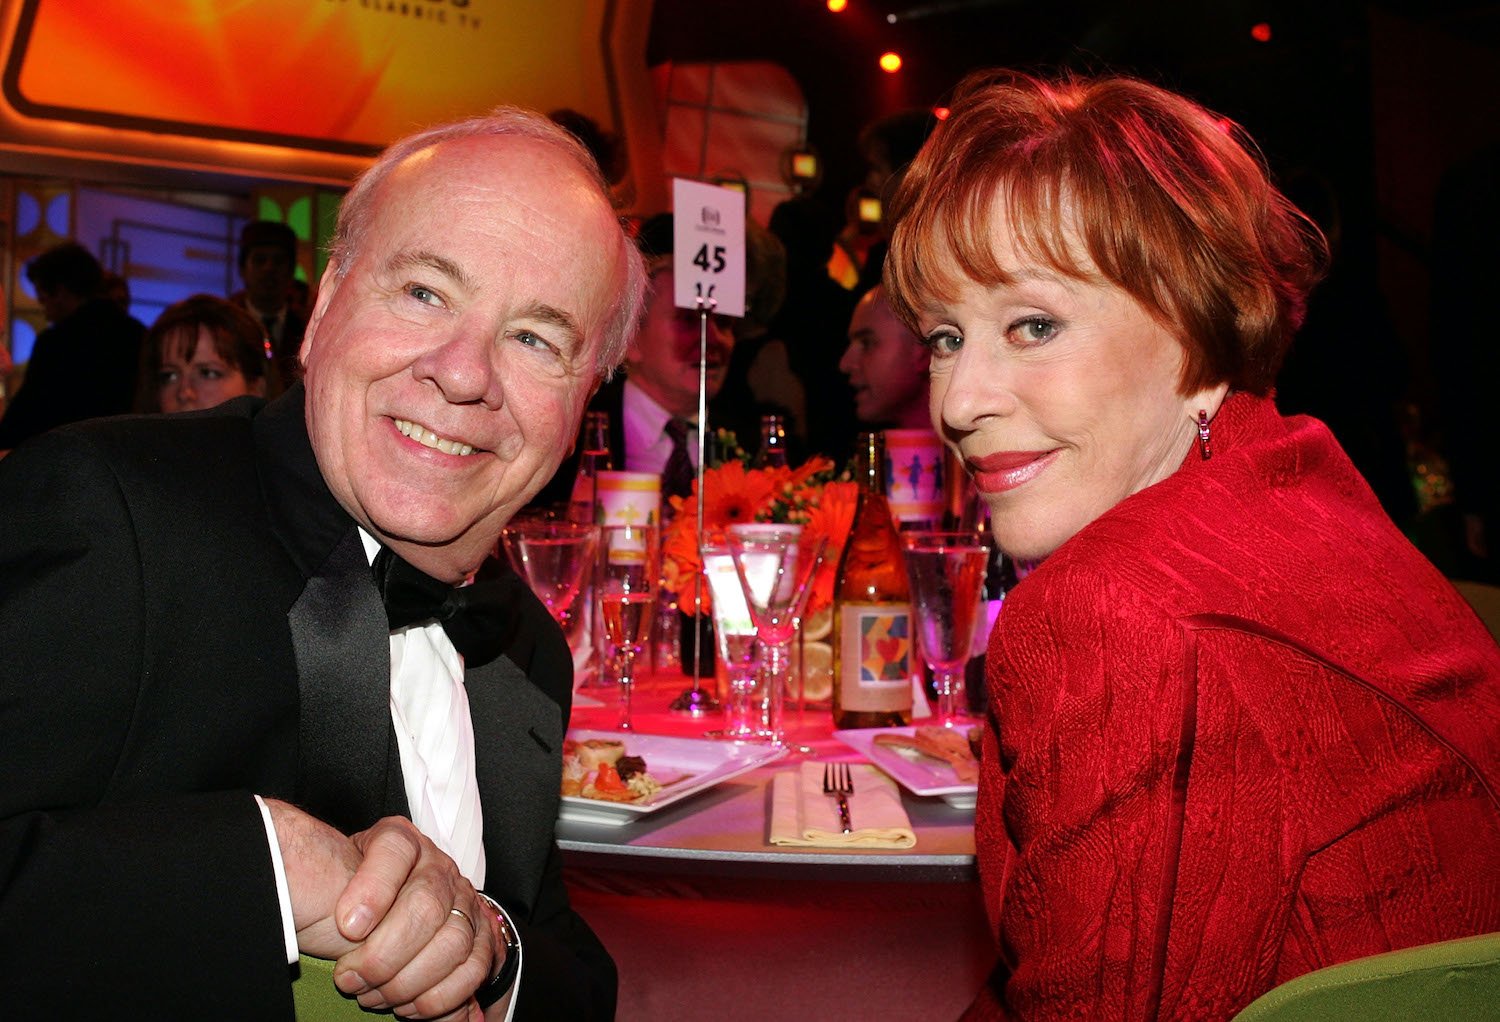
[831,431,914,729]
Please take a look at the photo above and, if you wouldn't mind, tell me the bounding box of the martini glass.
[901,530,990,727]
[499,517,599,630]
[725,523,826,745]
[597,523,660,731]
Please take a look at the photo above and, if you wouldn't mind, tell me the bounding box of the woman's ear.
[1186,381,1231,424]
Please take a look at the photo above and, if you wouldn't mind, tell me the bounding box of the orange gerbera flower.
[798,479,859,616]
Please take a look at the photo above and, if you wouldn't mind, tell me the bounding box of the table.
[559,674,995,1021]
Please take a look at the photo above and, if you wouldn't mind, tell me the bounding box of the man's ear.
[300,260,344,364]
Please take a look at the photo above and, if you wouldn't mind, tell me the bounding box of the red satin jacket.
[966,392,1500,1020]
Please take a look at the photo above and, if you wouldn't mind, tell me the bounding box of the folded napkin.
[770,761,917,849]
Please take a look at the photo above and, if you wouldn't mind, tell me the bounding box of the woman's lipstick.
[967,449,1057,494]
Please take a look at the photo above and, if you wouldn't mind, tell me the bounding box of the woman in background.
[886,70,1500,1020]
[140,293,276,413]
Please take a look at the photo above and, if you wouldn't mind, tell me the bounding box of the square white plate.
[833,727,979,809]
[559,729,787,826]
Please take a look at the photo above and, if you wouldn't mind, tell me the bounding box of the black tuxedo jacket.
[0,387,613,1019]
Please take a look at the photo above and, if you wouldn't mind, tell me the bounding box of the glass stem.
[935,667,965,725]
[617,648,635,731]
[759,641,790,743]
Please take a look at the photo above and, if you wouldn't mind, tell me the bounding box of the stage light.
[879,51,902,73]
[933,106,950,121]
[826,0,847,11]
[1251,22,1272,42]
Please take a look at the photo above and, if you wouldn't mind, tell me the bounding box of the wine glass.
[725,523,826,745]
[597,523,660,731]
[499,517,599,629]
[901,530,990,727]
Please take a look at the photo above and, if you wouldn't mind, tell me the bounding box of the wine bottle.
[832,431,914,729]
[569,410,613,524]
[751,413,789,469]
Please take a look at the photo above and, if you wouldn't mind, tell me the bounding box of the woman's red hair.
[885,70,1328,395]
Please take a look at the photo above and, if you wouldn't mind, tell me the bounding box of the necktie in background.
[662,417,695,501]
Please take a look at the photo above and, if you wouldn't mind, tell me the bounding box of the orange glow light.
[879,51,902,73]
[1251,22,1272,42]
[827,0,848,11]
[933,106,950,121]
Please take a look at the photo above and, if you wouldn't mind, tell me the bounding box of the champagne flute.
[597,523,659,731]
[901,530,990,727]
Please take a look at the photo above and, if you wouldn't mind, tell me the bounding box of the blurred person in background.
[839,283,930,431]
[767,195,858,464]
[230,219,305,389]
[887,69,1500,1020]
[534,212,752,507]
[139,293,278,413]
[0,241,145,454]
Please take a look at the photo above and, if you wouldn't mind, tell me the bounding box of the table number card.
[672,178,746,319]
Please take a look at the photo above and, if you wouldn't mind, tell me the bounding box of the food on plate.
[873,726,980,783]
[574,738,625,769]
[561,739,666,803]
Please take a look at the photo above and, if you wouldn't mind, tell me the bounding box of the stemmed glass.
[725,523,826,745]
[499,517,599,631]
[901,530,990,727]
[699,541,762,740]
[597,523,659,731]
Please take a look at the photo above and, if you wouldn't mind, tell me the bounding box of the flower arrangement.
[661,435,859,620]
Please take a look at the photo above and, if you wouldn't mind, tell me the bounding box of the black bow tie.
[371,546,510,667]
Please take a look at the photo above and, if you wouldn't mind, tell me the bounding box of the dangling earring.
[1197,410,1212,461]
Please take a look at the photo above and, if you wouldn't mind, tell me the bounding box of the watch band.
[475,891,520,1009]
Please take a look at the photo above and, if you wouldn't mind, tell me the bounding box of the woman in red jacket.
[885,70,1500,1020]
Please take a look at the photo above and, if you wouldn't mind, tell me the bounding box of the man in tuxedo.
[0,108,645,1019]
[534,213,754,508]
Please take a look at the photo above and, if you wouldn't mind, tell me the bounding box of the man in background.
[0,241,144,453]
[839,284,931,432]
[231,219,306,388]
[536,212,753,507]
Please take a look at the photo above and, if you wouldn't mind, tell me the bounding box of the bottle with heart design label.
[832,431,914,729]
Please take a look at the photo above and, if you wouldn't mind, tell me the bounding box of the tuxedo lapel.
[253,385,406,831]
[289,527,405,832]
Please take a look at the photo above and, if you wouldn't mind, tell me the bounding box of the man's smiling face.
[300,133,628,581]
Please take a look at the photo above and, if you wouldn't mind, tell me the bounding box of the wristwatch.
[474,891,521,1009]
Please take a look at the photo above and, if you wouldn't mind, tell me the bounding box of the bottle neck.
[854,432,886,496]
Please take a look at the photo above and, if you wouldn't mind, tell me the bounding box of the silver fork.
[823,762,854,833]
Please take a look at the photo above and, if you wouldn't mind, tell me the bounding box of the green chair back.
[1232,931,1500,1021]
[292,955,373,1020]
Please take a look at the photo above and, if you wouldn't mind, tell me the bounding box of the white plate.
[833,727,979,809]
[559,729,787,826]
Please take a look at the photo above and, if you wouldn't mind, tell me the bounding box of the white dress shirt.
[621,380,699,475]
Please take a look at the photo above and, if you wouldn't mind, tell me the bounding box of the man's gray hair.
[330,106,645,374]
